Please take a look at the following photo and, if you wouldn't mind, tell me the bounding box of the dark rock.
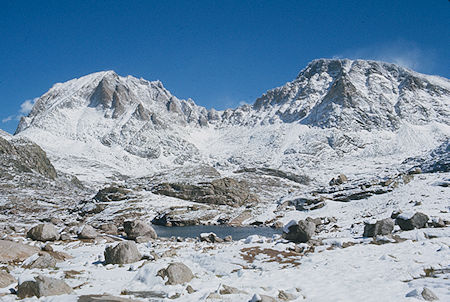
[104,241,141,264]
[27,224,59,242]
[94,186,131,202]
[396,212,429,230]
[283,220,315,243]
[363,218,394,237]
[157,262,194,285]
[391,210,403,219]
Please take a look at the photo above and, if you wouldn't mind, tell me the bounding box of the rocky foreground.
[0,170,449,301]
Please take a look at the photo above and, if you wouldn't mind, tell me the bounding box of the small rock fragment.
[421,288,439,301]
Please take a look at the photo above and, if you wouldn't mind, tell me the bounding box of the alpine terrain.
[1,59,449,302]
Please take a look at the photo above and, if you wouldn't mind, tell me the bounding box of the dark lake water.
[152,225,282,240]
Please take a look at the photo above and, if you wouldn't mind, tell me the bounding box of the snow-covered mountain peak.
[13,60,450,183]
[241,58,450,130]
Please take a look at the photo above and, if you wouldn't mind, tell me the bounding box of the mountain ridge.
[12,58,450,183]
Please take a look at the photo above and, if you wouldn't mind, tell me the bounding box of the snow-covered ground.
[1,172,448,302]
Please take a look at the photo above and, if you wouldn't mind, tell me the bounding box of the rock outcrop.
[152,177,259,207]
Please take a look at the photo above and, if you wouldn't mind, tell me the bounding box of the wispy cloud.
[20,98,37,114]
[1,115,14,123]
[1,98,38,124]
[334,40,436,73]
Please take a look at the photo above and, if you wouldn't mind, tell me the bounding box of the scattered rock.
[27,224,60,242]
[224,235,233,242]
[421,287,439,301]
[104,241,141,264]
[0,270,15,288]
[363,218,394,237]
[278,290,297,300]
[78,295,139,302]
[430,217,446,228]
[186,285,196,294]
[282,220,316,243]
[99,223,118,235]
[250,293,278,302]
[17,275,73,298]
[272,221,284,229]
[78,225,99,239]
[329,174,348,186]
[200,232,224,243]
[391,210,402,219]
[23,253,57,269]
[123,220,157,240]
[59,233,72,241]
[220,284,247,295]
[157,262,194,285]
[42,244,53,252]
[94,186,131,202]
[0,240,40,263]
[396,212,429,230]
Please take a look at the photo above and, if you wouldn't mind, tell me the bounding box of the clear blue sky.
[1,0,449,133]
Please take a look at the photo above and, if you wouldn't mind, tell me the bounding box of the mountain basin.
[152,224,282,240]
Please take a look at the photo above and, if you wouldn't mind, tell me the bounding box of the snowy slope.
[15,59,450,184]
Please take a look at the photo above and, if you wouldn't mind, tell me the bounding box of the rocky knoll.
[0,136,56,179]
[152,177,259,207]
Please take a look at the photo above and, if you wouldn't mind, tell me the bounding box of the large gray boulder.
[0,270,15,288]
[17,275,73,298]
[157,262,194,285]
[282,220,316,243]
[104,241,141,264]
[78,225,99,239]
[123,220,157,240]
[0,240,40,263]
[363,218,394,237]
[396,212,429,231]
[27,224,60,242]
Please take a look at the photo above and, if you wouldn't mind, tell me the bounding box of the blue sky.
[1,0,449,133]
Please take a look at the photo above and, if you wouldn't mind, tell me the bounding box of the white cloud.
[333,40,436,73]
[1,115,14,123]
[1,97,38,124]
[20,98,38,115]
